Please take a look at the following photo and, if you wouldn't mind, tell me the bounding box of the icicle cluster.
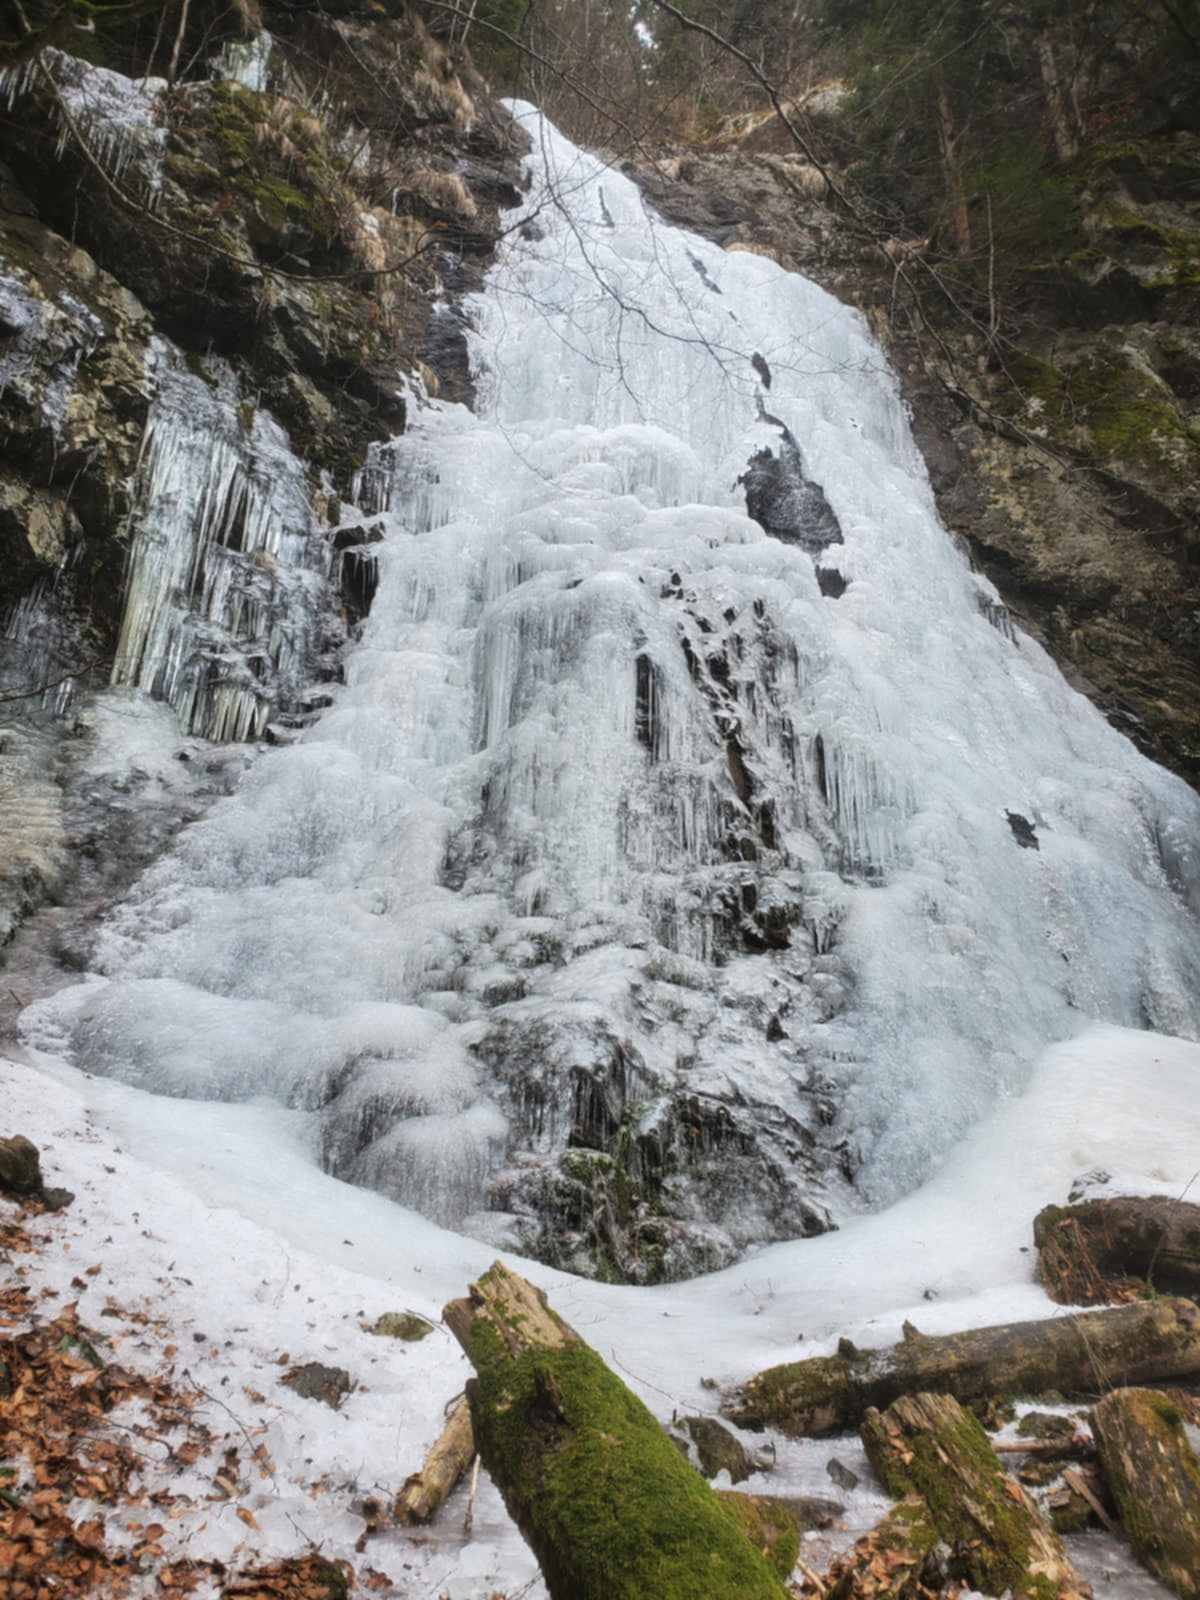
[1,50,167,206]
[112,344,330,743]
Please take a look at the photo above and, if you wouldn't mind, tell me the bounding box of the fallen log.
[394,1395,474,1526]
[1034,1196,1200,1304]
[1091,1387,1200,1599]
[723,1297,1200,1437]
[444,1261,791,1600]
[861,1392,1088,1600]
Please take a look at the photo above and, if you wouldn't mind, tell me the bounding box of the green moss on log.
[1092,1387,1200,1599]
[716,1493,799,1580]
[457,1264,789,1600]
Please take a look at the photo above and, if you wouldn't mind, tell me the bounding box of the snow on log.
[1091,1387,1200,1599]
[394,1395,474,1526]
[861,1392,1088,1600]
[1034,1196,1200,1304]
[444,1261,791,1600]
[723,1298,1200,1437]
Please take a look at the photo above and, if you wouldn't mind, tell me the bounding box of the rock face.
[0,2,520,951]
[628,130,1200,792]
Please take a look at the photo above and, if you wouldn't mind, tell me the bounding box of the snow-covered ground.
[4,1021,1195,1596]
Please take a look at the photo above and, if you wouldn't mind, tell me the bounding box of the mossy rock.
[370,1311,434,1342]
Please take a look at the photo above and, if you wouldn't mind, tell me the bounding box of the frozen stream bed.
[3,1021,1195,1597]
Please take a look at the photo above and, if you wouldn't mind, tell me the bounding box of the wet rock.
[1006,811,1040,850]
[281,1361,354,1410]
[826,1456,860,1491]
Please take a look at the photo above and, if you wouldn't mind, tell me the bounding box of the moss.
[465,1293,788,1599]
[1094,1388,1200,1588]
[730,1355,853,1435]
[1003,345,1197,478]
[718,1493,799,1580]
[370,1311,433,1342]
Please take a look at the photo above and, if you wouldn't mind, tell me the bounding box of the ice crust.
[29,105,1200,1264]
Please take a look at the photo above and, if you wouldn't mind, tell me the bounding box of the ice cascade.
[29,105,1200,1283]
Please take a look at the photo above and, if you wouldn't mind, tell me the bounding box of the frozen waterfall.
[28,104,1200,1283]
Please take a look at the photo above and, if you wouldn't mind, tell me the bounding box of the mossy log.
[1091,1387,1200,1599]
[394,1395,474,1526]
[723,1298,1200,1437]
[861,1393,1087,1600]
[444,1262,791,1600]
[1034,1196,1200,1304]
[716,1493,800,1581]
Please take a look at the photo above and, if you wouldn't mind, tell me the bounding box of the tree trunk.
[1091,1387,1200,1599]
[723,1298,1200,1437]
[444,1262,791,1600]
[861,1393,1087,1600]
[1034,1196,1200,1303]
[1037,33,1079,161]
[394,1396,474,1525]
[936,84,971,255]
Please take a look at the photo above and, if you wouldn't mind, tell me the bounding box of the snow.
[3,1022,1193,1595]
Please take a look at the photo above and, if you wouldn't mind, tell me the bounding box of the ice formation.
[28,105,1200,1281]
[112,343,332,743]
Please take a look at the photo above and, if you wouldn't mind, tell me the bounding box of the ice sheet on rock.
[212,30,273,91]
[29,103,1200,1269]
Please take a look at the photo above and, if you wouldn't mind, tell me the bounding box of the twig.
[1062,1465,1116,1531]
[462,1452,480,1536]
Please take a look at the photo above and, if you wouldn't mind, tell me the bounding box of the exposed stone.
[281,1361,354,1410]
[0,1136,43,1195]
[682,1415,753,1483]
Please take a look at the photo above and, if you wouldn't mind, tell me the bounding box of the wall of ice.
[27,105,1200,1279]
[112,343,332,742]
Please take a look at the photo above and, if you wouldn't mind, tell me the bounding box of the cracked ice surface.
[26,106,1200,1275]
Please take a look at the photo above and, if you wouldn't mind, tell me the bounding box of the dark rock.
[1016,1409,1079,1441]
[39,1187,75,1212]
[282,1361,354,1410]
[1006,810,1040,850]
[0,1136,43,1195]
[826,1456,860,1491]
[682,1415,753,1483]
